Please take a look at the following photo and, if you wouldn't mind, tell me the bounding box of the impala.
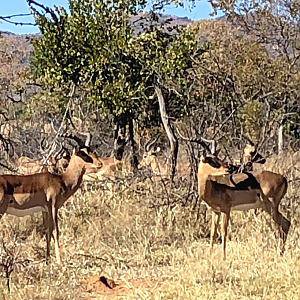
[83,134,131,181]
[83,156,130,181]
[198,150,290,260]
[139,136,190,176]
[227,144,266,173]
[176,129,290,260]
[0,136,102,265]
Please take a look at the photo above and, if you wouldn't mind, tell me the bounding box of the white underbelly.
[232,201,262,211]
[6,206,48,217]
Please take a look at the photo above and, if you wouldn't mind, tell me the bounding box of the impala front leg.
[221,210,230,261]
[210,211,220,254]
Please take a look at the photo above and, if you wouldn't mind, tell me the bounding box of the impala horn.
[145,134,160,152]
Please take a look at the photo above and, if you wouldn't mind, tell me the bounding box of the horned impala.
[139,136,190,176]
[177,131,290,260]
[0,135,102,264]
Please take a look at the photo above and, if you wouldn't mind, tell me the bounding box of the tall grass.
[0,151,299,299]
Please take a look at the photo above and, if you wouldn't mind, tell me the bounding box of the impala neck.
[62,155,86,190]
[197,161,228,198]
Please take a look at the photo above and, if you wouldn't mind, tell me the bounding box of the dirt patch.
[83,275,167,298]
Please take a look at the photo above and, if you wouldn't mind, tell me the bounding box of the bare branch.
[0,14,36,26]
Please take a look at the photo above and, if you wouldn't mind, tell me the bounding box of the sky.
[0,0,219,35]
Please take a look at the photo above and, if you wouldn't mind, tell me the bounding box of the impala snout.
[88,160,103,174]
[138,157,147,169]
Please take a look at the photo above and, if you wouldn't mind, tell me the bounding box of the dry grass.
[0,153,300,300]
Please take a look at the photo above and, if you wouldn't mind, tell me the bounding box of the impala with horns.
[139,135,190,176]
[178,131,290,260]
[0,134,102,264]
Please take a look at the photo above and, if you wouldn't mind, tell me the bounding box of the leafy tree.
[29,0,205,168]
[189,18,300,154]
[206,0,300,151]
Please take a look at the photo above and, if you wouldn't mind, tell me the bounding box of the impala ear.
[200,153,207,163]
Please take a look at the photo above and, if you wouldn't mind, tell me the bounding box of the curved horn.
[243,135,255,146]
[40,137,49,153]
[200,137,216,155]
[51,119,58,134]
[145,135,159,152]
[64,134,85,148]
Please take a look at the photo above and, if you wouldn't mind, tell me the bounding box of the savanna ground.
[1,151,300,300]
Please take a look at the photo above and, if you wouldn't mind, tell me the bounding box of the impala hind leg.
[43,208,54,264]
[210,211,220,254]
[42,211,47,229]
[0,190,10,219]
[263,198,290,254]
[0,183,15,219]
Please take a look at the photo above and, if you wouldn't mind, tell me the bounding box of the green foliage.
[30,0,205,128]
[237,100,266,144]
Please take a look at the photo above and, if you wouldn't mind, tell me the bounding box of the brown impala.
[139,136,190,176]
[177,130,290,260]
[0,135,102,264]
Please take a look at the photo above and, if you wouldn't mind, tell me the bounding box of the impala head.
[64,133,103,174]
[198,152,229,177]
[243,144,266,164]
[69,147,102,175]
[55,150,71,171]
[139,136,160,169]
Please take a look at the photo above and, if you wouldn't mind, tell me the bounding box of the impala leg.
[42,211,47,229]
[210,211,220,254]
[0,182,15,220]
[263,198,290,254]
[45,209,53,264]
[221,211,230,261]
[52,205,61,265]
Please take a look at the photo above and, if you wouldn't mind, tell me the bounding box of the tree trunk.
[278,116,286,156]
[154,83,178,179]
[113,114,127,160]
[128,114,138,171]
[114,112,138,171]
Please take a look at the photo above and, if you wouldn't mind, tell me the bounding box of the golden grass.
[0,159,299,300]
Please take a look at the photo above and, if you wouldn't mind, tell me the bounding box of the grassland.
[0,152,300,300]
